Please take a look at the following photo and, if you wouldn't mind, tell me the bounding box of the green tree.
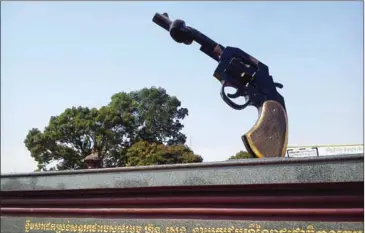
[24,87,195,171]
[125,141,202,166]
[109,87,188,146]
[228,151,254,160]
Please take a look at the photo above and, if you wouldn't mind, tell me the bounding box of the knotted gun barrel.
[153,13,224,61]
[152,12,289,158]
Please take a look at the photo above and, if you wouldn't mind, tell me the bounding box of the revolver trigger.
[227,88,241,99]
[274,82,283,89]
[221,81,251,110]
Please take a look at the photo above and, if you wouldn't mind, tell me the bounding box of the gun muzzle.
[152,13,172,32]
[152,12,224,61]
[153,13,193,44]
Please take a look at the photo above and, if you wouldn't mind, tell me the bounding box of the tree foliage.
[24,87,199,171]
[125,141,202,167]
[228,151,254,160]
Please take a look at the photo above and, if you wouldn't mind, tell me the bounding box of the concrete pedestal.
[1,154,363,233]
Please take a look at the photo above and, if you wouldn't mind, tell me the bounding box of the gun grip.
[242,100,288,158]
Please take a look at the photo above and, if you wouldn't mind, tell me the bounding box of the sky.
[1,1,363,174]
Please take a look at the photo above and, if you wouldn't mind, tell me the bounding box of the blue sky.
[1,2,363,173]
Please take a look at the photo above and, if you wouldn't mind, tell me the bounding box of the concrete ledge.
[1,154,363,191]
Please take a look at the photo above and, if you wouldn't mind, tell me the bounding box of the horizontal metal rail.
[1,195,362,209]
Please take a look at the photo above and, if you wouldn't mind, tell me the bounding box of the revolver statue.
[152,13,288,158]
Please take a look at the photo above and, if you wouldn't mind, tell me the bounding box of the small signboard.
[317,145,364,156]
[286,144,363,158]
[286,148,318,158]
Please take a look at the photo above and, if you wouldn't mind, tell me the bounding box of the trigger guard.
[221,81,251,110]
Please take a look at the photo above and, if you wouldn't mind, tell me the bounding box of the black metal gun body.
[152,13,288,158]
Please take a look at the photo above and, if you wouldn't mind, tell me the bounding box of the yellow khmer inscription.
[24,220,363,233]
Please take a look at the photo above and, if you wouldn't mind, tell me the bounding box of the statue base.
[1,154,364,233]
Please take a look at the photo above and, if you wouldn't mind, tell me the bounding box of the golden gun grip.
[242,100,288,158]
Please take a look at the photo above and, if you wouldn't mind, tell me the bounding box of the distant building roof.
[83,150,101,162]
